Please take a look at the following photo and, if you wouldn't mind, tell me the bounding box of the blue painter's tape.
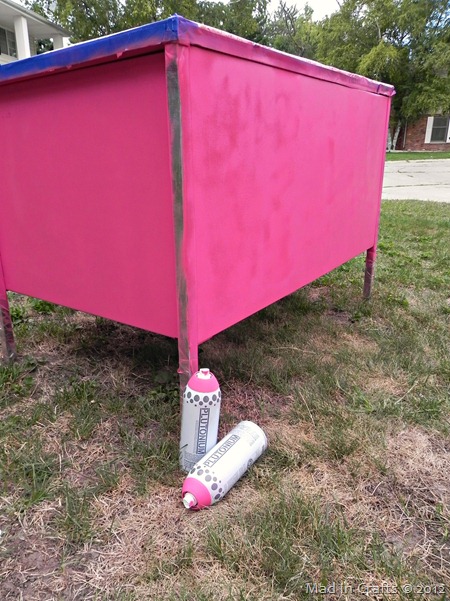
[0,16,198,84]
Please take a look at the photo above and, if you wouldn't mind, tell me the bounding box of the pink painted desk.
[0,16,394,386]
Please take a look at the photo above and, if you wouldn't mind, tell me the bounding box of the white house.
[0,0,70,64]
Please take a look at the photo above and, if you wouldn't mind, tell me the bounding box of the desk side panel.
[0,53,178,337]
[182,47,389,344]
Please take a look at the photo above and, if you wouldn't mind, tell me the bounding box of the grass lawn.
[386,151,450,161]
[1,200,449,600]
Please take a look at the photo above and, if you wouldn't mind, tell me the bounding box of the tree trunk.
[392,121,402,150]
[387,128,393,151]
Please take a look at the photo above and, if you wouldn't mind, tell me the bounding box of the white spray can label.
[182,420,267,509]
[179,368,221,472]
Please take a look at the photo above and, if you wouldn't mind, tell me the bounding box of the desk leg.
[177,336,199,393]
[166,44,199,393]
[363,245,377,300]
[0,262,16,363]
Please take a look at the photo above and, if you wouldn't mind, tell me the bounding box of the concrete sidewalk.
[382,159,450,203]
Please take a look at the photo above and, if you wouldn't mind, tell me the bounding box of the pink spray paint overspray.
[182,421,268,509]
[179,368,221,472]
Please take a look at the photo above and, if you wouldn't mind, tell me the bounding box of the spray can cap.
[186,368,220,394]
[197,368,212,380]
[182,492,198,509]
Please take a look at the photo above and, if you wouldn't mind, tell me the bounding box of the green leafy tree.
[118,0,201,30]
[26,0,124,42]
[27,0,270,45]
[117,0,159,30]
[268,1,319,58]
[316,0,450,149]
[197,0,270,43]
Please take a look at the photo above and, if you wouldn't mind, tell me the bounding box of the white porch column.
[424,116,433,144]
[13,15,31,59]
[53,34,66,50]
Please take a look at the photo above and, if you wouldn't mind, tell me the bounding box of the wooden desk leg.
[363,245,377,300]
[0,260,16,363]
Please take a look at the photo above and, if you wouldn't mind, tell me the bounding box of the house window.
[0,27,17,58]
[431,116,449,142]
[425,115,450,144]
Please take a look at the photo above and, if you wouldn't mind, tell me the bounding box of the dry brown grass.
[1,196,449,601]
[2,336,449,600]
[285,425,450,585]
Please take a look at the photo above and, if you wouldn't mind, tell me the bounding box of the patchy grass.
[386,152,450,161]
[0,200,449,600]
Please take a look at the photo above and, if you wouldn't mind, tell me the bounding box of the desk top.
[0,15,395,97]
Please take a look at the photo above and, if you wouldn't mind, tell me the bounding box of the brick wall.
[397,115,450,151]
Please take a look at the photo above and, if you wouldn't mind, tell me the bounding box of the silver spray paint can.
[179,368,221,472]
[182,420,267,509]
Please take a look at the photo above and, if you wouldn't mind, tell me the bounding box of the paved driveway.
[382,159,450,203]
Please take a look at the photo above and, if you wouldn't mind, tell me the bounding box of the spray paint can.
[179,368,221,472]
[182,420,267,510]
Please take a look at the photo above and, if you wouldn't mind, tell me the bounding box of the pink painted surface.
[0,21,392,359]
[0,52,178,337]
[185,22,393,97]
[180,47,390,344]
